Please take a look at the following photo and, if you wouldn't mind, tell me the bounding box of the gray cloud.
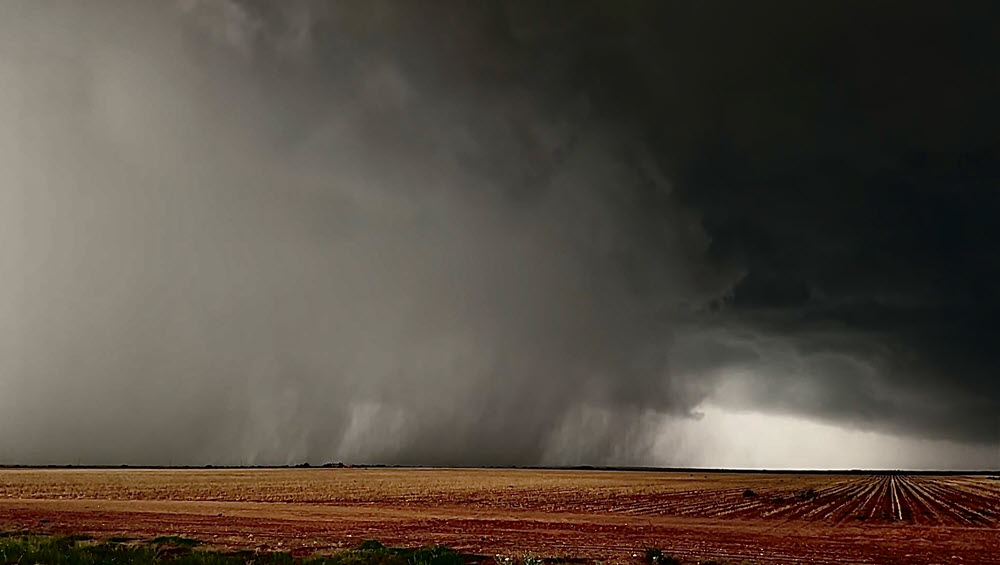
[0,1,996,468]
[0,1,735,466]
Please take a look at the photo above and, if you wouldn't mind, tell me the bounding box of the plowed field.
[1,468,998,564]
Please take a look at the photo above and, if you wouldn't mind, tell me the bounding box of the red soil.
[1,469,998,564]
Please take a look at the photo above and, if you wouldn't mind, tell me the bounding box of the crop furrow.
[896,476,945,525]
[917,480,988,525]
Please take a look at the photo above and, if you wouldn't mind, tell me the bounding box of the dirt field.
[1,468,998,564]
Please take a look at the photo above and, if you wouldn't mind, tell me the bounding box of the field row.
[1,469,997,527]
[604,474,1000,526]
[2,469,999,564]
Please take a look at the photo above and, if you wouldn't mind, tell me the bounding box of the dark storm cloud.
[627,1,1000,445]
[0,0,996,467]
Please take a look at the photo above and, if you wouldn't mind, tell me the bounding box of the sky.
[0,1,997,469]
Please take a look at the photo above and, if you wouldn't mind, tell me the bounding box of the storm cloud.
[0,1,996,468]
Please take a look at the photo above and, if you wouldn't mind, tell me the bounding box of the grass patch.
[642,548,680,565]
[494,555,546,565]
[0,535,157,564]
[152,536,202,548]
[0,535,487,565]
[0,535,752,565]
[642,547,754,565]
[333,539,469,565]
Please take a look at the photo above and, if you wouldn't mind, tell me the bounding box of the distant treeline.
[0,464,997,475]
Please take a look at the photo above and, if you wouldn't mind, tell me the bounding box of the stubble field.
[1,468,998,564]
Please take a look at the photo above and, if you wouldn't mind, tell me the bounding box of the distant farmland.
[1,468,998,564]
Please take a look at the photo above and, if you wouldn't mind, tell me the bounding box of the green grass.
[0,535,755,565]
[642,548,680,565]
[152,537,202,548]
[642,547,753,565]
[0,535,493,565]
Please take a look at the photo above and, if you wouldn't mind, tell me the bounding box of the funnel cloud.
[0,1,997,469]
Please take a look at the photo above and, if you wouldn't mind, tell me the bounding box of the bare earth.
[1,468,998,564]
